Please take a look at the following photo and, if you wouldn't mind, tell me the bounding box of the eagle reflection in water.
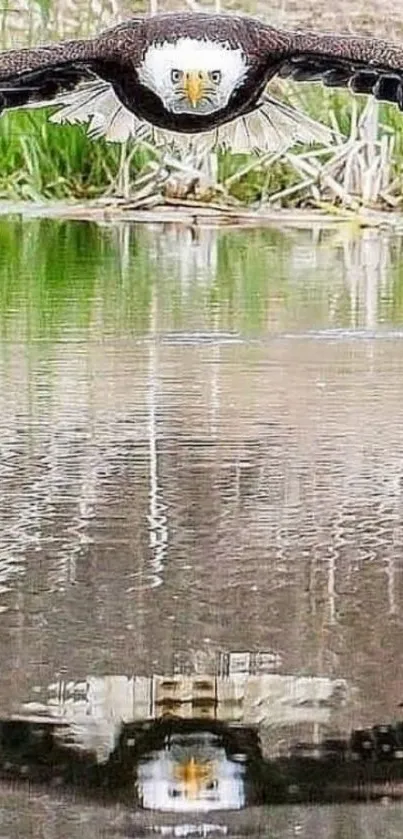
[137,728,247,811]
[3,713,403,812]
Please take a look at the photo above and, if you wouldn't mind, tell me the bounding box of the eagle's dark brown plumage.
[1,13,403,149]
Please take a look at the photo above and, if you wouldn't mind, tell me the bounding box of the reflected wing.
[276,31,403,108]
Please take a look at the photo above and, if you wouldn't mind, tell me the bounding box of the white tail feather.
[27,80,336,151]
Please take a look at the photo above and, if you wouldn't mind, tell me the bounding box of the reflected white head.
[138,38,248,115]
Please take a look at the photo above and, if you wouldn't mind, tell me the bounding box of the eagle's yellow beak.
[184,71,206,108]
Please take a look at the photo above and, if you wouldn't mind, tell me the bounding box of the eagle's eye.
[208,70,222,85]
[171,69,184,84]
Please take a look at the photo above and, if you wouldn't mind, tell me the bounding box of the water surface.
[1,218,403,835]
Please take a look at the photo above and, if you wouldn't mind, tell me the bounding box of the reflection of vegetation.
[1,220,403,340]
[0,220,101,339]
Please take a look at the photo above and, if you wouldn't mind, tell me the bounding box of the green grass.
[0,110,139,199]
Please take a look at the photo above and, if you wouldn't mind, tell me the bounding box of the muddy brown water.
[0,216,403,836]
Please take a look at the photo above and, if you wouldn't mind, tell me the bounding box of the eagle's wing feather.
[43,80,144,143]
[0,65,98,111]
[0,19,146,113]
[0,36,125,112]
[277,31,403,108]
[0,43,93,112]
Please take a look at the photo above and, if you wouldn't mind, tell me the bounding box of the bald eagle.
[1,13,403,152]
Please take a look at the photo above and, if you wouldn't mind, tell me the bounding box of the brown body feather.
[1,13,403,135]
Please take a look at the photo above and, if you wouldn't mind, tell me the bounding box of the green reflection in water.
[0,218,403,341]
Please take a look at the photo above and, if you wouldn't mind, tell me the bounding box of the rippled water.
[1,217,403,836]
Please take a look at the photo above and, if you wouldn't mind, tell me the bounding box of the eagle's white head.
[138,38,248,115]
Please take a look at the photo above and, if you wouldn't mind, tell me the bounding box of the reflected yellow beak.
[184,71,206,108]
[174,757,213,798]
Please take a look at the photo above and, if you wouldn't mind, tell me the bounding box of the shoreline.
[0,197,402,230]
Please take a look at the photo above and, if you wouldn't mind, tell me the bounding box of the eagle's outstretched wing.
[0,18,146,113]
[0,66,98,112]
[0,40,102,112]
[3,17,403,153]
[0,21,144,115]
[276,30,403,108]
